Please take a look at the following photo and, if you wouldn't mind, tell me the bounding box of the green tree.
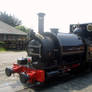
[0,11,21,27]
[16,25,30,33]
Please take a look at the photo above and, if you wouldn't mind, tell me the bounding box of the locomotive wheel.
[70,64,87,75]
[19,73,29,84]
[19,73,36,88]
[88,63,92,72]
[19,74,43,88]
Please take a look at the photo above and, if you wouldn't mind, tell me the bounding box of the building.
[0,20,27,50]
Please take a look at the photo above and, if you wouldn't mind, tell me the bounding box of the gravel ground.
[0,51,27,84]
[0,51,92,92]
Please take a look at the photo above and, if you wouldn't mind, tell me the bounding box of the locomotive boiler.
[5,13,92,86]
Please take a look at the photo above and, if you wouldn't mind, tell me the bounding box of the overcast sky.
[0,0,92,33]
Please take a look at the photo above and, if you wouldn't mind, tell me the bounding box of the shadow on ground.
[24,72,92,92]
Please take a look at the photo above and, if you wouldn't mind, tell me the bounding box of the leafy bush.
[16,25,30,33]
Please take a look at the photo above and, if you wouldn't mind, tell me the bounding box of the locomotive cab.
[70,23,92,62]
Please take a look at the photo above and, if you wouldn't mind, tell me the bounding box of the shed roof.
[0,21,27,35]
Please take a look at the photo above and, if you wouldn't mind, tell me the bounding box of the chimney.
[38,13,45,34]
[51,28,59,35]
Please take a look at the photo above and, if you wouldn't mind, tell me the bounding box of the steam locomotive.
[5,23,92,86]
[5,13,92,86]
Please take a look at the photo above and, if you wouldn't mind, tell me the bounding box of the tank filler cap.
[50,28,59,35]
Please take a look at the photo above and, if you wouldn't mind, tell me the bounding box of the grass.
[0,47,6,52]
[0,41,6,52]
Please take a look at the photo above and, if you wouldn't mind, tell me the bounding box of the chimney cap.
[38,13,45,17]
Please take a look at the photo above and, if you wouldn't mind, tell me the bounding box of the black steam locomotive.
[5,23,92,86]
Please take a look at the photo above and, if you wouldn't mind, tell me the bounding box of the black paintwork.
[70,23,92,40]
[27,32,85,69]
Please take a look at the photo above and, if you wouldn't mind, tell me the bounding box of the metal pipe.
[38,13,45,34]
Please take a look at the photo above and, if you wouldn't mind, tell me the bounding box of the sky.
[0,0,92,33]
